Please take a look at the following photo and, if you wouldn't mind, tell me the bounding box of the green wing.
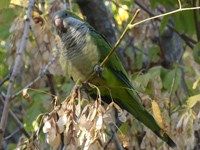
[88,29,176,148]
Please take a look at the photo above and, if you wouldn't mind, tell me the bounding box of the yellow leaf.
[152,100,167,129]
[33,11,40,17]
[192,76,200,89]
[22,89,31,101]
[116,5,129,25]
[187,94,200,108]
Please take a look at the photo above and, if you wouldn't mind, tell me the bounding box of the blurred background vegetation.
[0,0,200,149]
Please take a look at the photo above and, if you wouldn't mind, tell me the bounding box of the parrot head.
[52,10,89,36]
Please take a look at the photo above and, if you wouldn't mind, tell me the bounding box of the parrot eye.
[64,13,68,17]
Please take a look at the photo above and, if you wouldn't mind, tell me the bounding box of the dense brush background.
[0,0,200,149]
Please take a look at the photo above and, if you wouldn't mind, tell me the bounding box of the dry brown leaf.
[65,142,77,150]
[160,129,167,136]
[47,129,61,148]
[88,141,104,150]
[89,107,97,121]
[103,113,112,125]
[113,102,122,111]
[106,101,114,111]
[118,134,130,148]
[22,89,31,101]
[79,114,90,131]
[57,114,68,133]
[176,117,184,133]
[96,113,103,130]
[152,100,167,128]
[44,34,49,43]
[43,119,51,133]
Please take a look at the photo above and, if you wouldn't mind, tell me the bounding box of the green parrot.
[52,9,176,148]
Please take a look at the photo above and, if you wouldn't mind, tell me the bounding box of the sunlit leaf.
[106,101,114,111]
[118,134,130,148]
[152,100,167,129]
[176,116,184,133]
[187,94,200,108]
[22,88,31,101]
[96,113,103,130]
[192,76,200,89]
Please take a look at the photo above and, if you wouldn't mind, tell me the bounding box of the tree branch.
[0,94,31,139]
[0,0,35,147]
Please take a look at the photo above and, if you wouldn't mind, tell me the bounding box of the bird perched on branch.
[52,9,176,148]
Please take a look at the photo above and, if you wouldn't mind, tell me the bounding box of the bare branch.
[0,0,35,147]
[4,128,21,140]
[0,94,31,138]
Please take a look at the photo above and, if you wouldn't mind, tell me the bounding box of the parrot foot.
[94,65,104,76]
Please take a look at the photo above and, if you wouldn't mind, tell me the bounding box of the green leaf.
[149,0,157,10]
[7,143,17,150]
[148,45,161,63]
[1,8,16,23]
[136,52,143,69]
[160,15,171,34]
[148,66,161,78]
[0,24,11,40]
[193,76,200,90]
[173,8,195,36]
[135,73,151,87]
[0,0,11,10]
[173,12,183,34]
[162,69,181,93]
[118,122,129,134]
[193,42,200,64]
[187,94,200,108]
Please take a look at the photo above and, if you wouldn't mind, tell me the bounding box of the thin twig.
[4,128,21,140]
[0,0,35,147]
[128,7,200,29]
[11,44,59,99]
[110,123,124,150]
[134,0,198,45]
